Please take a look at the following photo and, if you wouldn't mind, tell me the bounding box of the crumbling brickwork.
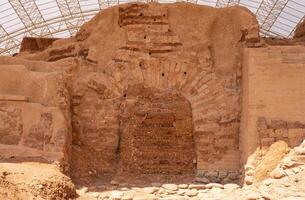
[0,65,71,167]
[258,117,305,148]
[69,3,250,181]
[0,104,23,145]
[0,2,260,184]
[118,86,195,175]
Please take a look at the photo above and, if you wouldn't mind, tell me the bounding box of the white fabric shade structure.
[0,0,304,55]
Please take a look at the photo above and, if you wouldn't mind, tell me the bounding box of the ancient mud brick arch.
[71,3,242,182]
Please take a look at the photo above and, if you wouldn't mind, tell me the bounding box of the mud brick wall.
[0,2,259,183]
[20,37,59,53]
[71,86,121,179]
[257,117,305,148]
[0,65,71,168]
[69,3,258,181]
[116,3,242,174]
[196,170,240,184]
[241,46,305,164]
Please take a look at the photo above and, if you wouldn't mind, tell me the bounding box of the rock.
[227,172,239,179]
[107,185,118,190]
[100,194,110,199]
[162,196,188,200]
[284,168,295,176]
[178,184,188,189]
[156,188,167,195]
[131,187,142,192]
[299,140,305,148]
[258,185,269,191]
[292,167,300,174]
[283,198,305,200]
[294,147,305,155]
[262,179,275,186]
[246,192,261,200]
[205,171,218,178]
[177,189,186,195]
[143,187,158,194]
[292,192,305,197]
[110,191,123,200]
[90,192,100,198]
[162,184,178,191]
[209,177,221,183]
[77,186,89,195]
[1,171,9,176]
[133,196,155,200]
[222,177,232,184]
[244,176,254,185]
[294,177,300,184]
[224,183,240,190]
[197,192,207,199]
[284,182,291,187]
[218,171,228,179]
[122,196,133,200]
[119,187,130,191]
[111,180,120,186]
[260,191,272,200]
[205,183,224,189]
[245,164,255,171]
[270,167,286,179]
[151,183,162,187]
[188,184,206,190]
[209,187,223,194]
[246,169,255,176]
[281,157,296,168]
[255,141,288,181]
[119,183,130,188]
[166,189,177,195]
[185,189,198,197]
[194,177,210,183]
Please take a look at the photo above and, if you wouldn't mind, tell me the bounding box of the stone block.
[205,171,218,178]
[218,171,228,179]
[227,171,239,180]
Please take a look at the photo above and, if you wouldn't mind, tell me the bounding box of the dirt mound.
[0,163,76,200]
[254,141,289,181]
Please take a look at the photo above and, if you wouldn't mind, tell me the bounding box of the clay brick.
[288,129,305,139]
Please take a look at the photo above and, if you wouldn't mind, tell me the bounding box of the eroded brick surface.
[118,86,195,175]
[258,117,305,148]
